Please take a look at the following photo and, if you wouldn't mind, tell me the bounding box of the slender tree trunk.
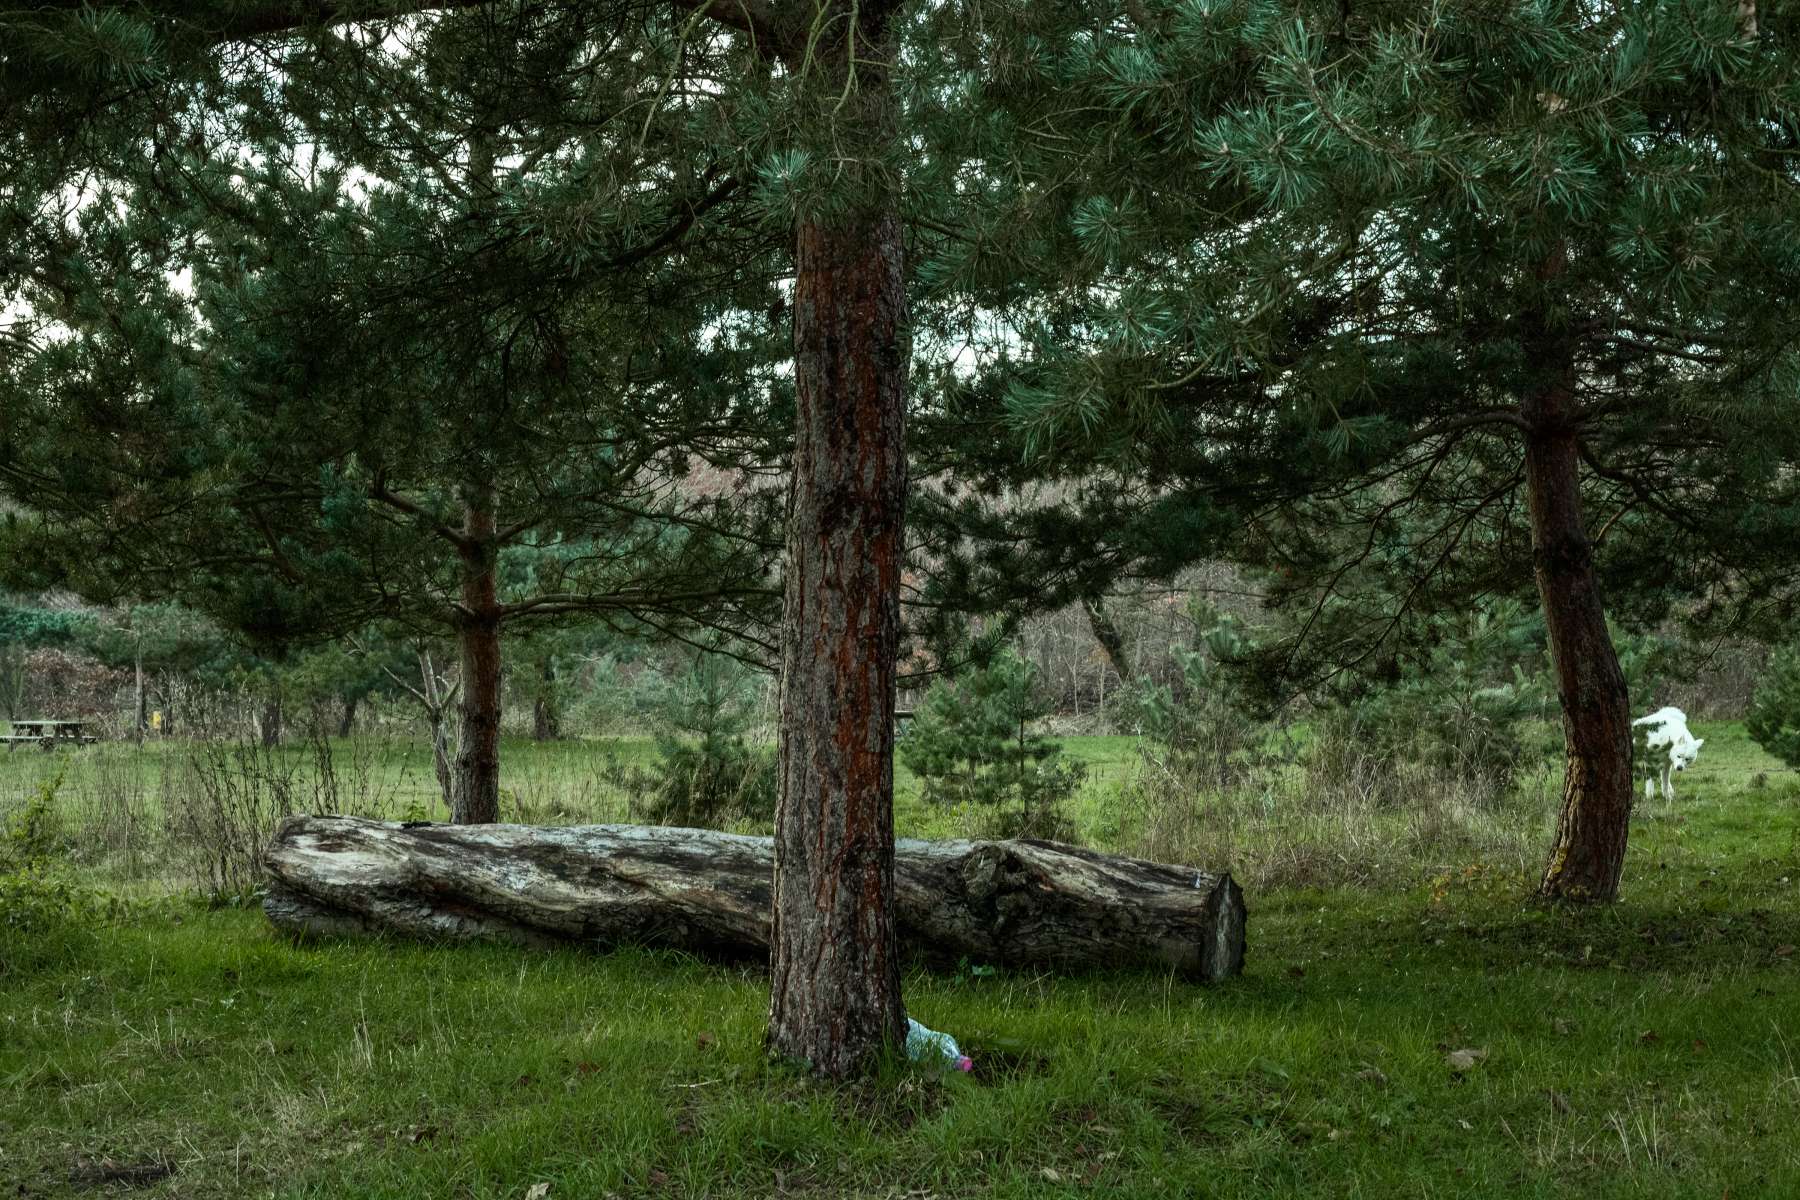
[452,494,502,825]
[1,648,20,721]
[532,657,559,742]
[430,711,455,811]
[260,692,283,748]
[410,648,457,814]
[337,693,360,738]
[1525,254,1633,902]
[133,635,146,742]
[768,27,909,1072]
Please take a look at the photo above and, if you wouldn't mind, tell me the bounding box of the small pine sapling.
[900,649,1084,840]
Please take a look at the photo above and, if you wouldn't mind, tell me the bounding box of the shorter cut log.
[263,816,1246,981]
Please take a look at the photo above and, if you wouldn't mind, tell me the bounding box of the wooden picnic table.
[2,719,99,750]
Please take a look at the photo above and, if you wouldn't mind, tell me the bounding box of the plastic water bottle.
[905,1017,973,1072]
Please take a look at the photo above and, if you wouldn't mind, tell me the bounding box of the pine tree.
[946,0,1800,902]
[3,0,918,1075]
[2,4,788,823]
[900,648,1083,839]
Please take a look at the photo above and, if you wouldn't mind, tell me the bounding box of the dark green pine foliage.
[1747,641,1800,770]
[1,6,790,821]
[893,1,1290,659]
[930,0,1800,901]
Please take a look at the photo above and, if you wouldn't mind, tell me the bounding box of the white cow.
[1633,706,1704,802]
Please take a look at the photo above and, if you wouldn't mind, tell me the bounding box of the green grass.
[3,723,1799,1197]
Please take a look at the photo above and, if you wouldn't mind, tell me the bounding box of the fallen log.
[263,816,1246,981]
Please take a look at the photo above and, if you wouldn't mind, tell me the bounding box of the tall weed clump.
[0,767,103,978]
[1115,605,1287,870]
[164,708,300,899]
[1115,601,1554,890]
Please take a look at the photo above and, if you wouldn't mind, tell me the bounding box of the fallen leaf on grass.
[696,1031,717,1051]
[1637,1030,1661,1046]
[1775,944,1795,958]
[1444,1048,1488,1072]
[1354,1066,1389,1087]
[1546,1089,1572,1116]
[525,1183,551,1200]
[1552,1018,1575,1036]
[1039,1167,1064,1183]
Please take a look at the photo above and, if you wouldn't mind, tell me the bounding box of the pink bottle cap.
[955,1056,973,1072]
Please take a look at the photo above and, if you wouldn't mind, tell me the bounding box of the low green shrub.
[630,734,779,828]
[900,649,1083,840]
[0,865,102,978]
[1747,641,1800,769]
[1316,600,1551,804]
[3,765,68,866]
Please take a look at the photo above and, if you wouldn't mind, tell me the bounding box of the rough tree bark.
[770,2,911,1070]
[337,693,359,738]
[1525,246,1634,902]
[453,489,502,825]
[263,815,1248,981]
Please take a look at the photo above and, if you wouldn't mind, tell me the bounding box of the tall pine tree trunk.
[337,693,359,738]
[1525,259,1633,902]
[767,8,908,1072]
[452,493,502,825]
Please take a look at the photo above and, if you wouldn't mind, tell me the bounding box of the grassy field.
[3,722,1799,1198]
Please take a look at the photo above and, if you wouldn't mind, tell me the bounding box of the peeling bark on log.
[263,816,1247,982]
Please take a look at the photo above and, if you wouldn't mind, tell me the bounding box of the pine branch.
[661,0,791,58]
[15,0,496,43]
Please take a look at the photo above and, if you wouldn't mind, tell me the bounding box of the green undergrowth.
[2,722,1797,1197]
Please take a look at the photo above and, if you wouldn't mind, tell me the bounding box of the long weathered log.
[263,816,1247,981]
